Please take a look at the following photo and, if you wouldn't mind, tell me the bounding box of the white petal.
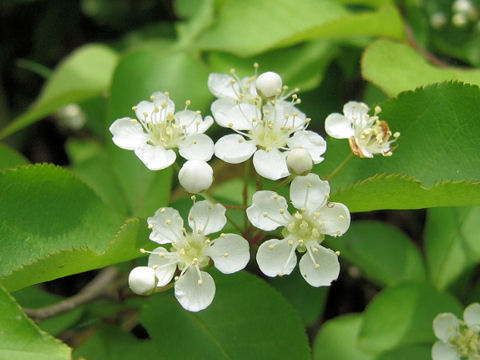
[148,207,184,244]
[287,130,327,163]
[175,110,213,135]
[246,190,290,231]
[316,202,351,237]
[433,313,460,342]
[148,247,178,287]
[211,98,258,130]
[214,134,257,164]
[178,133,214,161]
[264,101,306,130]
[256,238,297,277]
[343,101,369,120]
[135,100,155,123]
[175,267,215,312]
[464,303,480,330]
[188,200,226,235]
[290,173,330,211]
[299,245,340,287]
[432,341,461,360]
[134,144,176,170]
[324,113,354,139]
[208,234,250,274]
[128,266,157,295]
[151,92,175,114]
[253,149,289,180]
[208,73,238,98]
[109,118,148,150]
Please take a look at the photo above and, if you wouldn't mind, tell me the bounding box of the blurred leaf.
[424,206,480,291]
[319,82,480,211]
[175,0,215,47]
[0,164,151,291]
[313,314,373,360]
[0,44,118,139]
[373,344,431,360]
[358,283,462,354]
[74,325,157,360]
[0,283,71,360]
[0,143,28,170]
[270,268,328,327]
[325,221,426,287]
[361,40,480,96]
[140,271,310,359]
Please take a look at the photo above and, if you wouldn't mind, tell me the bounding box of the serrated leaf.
[139,271,310,360]
[361,40,480,96]
[0,144,29,170]
[0,284,71,360]
[319,82,480,211]
[313,314,373,360]
[424,206,480,291]
[358,283,462,354]
[0,44,118,139]
[0,164,150,291]
[325,221,426,286]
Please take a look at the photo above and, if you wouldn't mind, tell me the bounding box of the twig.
[404,24,449,68]
[23,267,121,322]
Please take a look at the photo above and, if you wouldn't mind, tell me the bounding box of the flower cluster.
[433,303,480,360]
[111,67,399,311]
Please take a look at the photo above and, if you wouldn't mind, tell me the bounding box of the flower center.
[283,211,324,248]
[452,327,480,359]
[176,233,210,269]
[146,111,183,148]
[249,121,289,150]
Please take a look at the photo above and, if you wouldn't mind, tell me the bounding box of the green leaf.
[424,206,480,291]
[0,164,150,291]
[139,271,310,359]
[270,268,328,327]
[361,40,480,96]
[320,82,480,211]
[0,44,118,139]
[358,283,462,354]
[373,345,431,360]
[194,0,347,56]
[325,221,426,286]
[313,314,373,360]
[0,284,71,360]
[0,143,29,170]
[74,325,157,360]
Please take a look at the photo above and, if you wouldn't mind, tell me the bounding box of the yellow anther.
[268,244,275,250]
[306,182,312,188]
[314,212,320,217]
[148,224,153,229]
[338,215,345,221]
[161,102,167,109]
[143,112,148,118]
[253,62,259,68]
[295,213,303,220]
[185,100,191,106]
[164,91,170,97]
[228,123,233,127]
[263,212,268,217]
[394,132,400,138]
[288,240,294,246]
[312,247,319,253]
[165,219,172,225]
[374,105,382,114]
[174,276,179,281]
[336,230,342,235]
[298,239,304,245]
[335,251,341,256]
[223,253,229,258]
[278,272,284,277]
[273,194,279,199]
[132,106,138,111]
[191,195,196,201]
[154,106,160,112]
[198,279,203,285]
[314,264,320,269]
[279,209,285,214]
[205,239,211,244]
[220,233,226,238]
[153,265,159,270]
[140,248,147,253]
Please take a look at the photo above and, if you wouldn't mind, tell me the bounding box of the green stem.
[243,160,251,229]
[272,175,293,191]
[324,153,354,181]
[155,282,174,293]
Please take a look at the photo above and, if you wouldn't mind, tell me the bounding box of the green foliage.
[0,284,71,360]
[0,144,29,170]
[373,345,431,360]
[139,271,310,360]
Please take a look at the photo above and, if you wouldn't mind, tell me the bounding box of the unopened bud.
[178,160,213,193]
[256,71,283,98]
[286,148,313,175]
[128,266,156,295]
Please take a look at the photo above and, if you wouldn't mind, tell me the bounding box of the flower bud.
[128,266,156,295]
[256,71,282,98]
[178,160,213,193]
[286,148,313,175]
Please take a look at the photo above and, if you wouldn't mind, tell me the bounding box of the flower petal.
[188,200,226,235]
[324,113,354,139]
[264,101,306,130]
[287,130,327,163]
[175,110,213,135]
[432,341,460,360]
[343,101,369,122]
[151,92,175,113]
[208,233,250,274]
[299,245,339,287]
[208,73,238,98]
[464,302,480,330]
[178,133,214,161]
[148,207,184,244]
[109,118,148,150]
[211,98,258,130]
[175,267,215,312]
[433,313,460,342]
[253,148,289,180]
[316,202,351,237]
[134,144,176,170]
[135,100,155,123]
[246,190,290,231]
[290,173,330,211]
[214,134,257,164]
[147,247,178,287]
[256,238,297,277]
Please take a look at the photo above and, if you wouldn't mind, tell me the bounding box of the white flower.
[128,266,156,295]
[208,70,326,180]
[325,101,399,158]
[178,160,214,194]
[144,200,250,312]
[246,173,350,287]
[432,303,480,360]
[109,92,214,170]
